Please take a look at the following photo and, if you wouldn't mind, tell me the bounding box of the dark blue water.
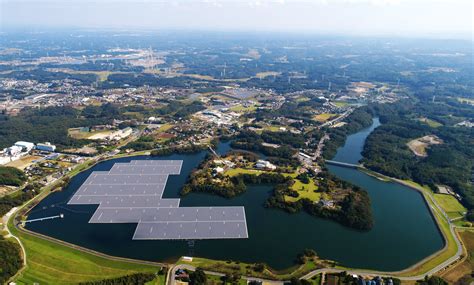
[26,121,444,271]
[332,117,381,164]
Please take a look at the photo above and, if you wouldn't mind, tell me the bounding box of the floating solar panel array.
[68,160,248,240]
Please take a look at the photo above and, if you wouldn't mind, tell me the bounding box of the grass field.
[285,178,321,202]
[438,230,474,284]
[229,104,257,113]
[68,128,113,140]
[8,220,160,284]
[434,194,466,220]
[263,125,286,132]
[418,117,443,128]
[333,101,349,107]
[225,168,264,177]
[313,113,336,122]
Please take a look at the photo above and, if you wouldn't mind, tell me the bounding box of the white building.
[255,160,276,170]
[3,145,22,156]
[14,141,35,152]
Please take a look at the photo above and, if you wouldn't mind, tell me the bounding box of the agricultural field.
[438,230,474,284]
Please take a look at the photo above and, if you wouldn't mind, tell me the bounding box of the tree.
[190,268,207,285]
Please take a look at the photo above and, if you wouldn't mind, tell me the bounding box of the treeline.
[78,273,156,285]
[362,101,474,211]
[230,130,301,167]
[182,172,290,198]
[0,236,23,284]
[0,104,125,149]
[322,107,374,159]
[150,142,212,157]
[0,166,27,186]
[0,184,40,217]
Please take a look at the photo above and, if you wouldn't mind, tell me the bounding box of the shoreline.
[5,149,463,282]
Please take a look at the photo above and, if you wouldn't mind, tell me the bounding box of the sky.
[1,0,472,38]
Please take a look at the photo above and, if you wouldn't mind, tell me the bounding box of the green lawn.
[229,105,257,113]
[285,178,321,202]
[418,117,443,128]
[434,194,466,220]
[8,213,160,285]
[225,168,264,177]
[333,101,349,107]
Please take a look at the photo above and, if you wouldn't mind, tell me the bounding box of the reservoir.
[26,118,444,271]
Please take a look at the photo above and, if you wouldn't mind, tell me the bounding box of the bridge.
[324,160,362,169]
[22,214,64,225]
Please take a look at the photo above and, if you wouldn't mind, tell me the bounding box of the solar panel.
[68,159,248,240]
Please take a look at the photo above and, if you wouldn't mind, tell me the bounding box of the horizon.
[1,0,472,40]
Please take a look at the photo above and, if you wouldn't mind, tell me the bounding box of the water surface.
[26,120,443,271]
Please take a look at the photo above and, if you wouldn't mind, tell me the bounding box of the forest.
[362,100,474,213]
[0,166,27,186]
[0,236,23,284]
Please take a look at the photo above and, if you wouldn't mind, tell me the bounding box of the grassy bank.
[7,218,160,284]
[177,257,332,281]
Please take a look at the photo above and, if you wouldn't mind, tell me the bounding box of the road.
[168,264,284,285]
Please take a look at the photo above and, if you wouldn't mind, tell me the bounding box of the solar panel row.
[67,159,248,240]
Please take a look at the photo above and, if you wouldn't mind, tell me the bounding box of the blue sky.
[1,0,472,38]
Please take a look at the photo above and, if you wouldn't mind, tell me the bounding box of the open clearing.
[314,113,336,122]
[418,117,442,128]
[5,155,42,170]
[285,178,321,202]
[434,194,466,219]
[438,230,474,284]
[406,135,443,157]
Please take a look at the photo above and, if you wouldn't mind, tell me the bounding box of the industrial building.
[36,142,57,152]
[14,141,35,152]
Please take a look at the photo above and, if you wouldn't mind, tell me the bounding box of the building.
[3,145,22,156]
[36,142,56,152]
[14,141,35,152]
[255,160,276,170]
